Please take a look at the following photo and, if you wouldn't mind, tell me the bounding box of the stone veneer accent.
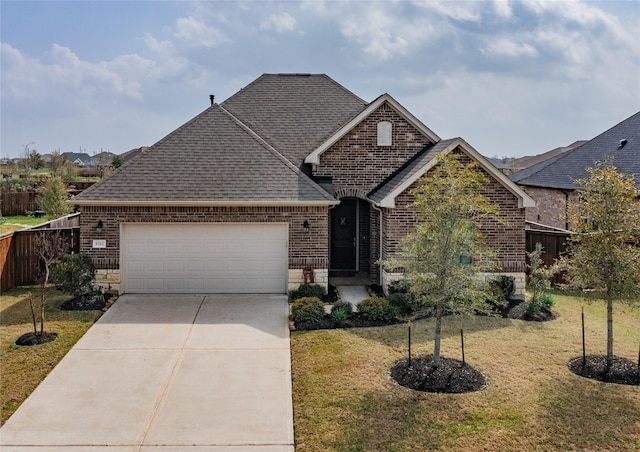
[79,205,330,293]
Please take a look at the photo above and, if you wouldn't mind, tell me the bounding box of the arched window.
[377,121,392,146]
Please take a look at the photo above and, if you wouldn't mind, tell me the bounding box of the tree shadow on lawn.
[346,314,541,349]
[321,385,463,451]
[0,289,66,327]
[537,371,640,450]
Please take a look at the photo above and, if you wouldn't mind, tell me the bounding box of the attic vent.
[377,121,392,146]
[618,139,627,148]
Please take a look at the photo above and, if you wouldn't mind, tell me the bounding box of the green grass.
[0,215,50,234]
[0,286,104,425]
[291,292,640,451]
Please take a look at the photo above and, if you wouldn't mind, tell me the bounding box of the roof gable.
[370,138,535,208]
[221,73,367,167]
[73,104,336,206]
[510,111,640,190]
[305,93,441,165]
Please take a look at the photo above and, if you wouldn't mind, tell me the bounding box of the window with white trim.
[377,121,392,146]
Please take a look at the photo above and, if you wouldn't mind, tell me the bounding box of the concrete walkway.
[0,294,294,451]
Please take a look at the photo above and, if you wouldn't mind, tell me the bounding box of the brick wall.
[383,152,528,273]
[314,102,434,193]
[520,186,575,230]
[78,205,329,270]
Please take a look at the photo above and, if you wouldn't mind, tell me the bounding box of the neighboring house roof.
[370,138,536,208]
[222,73,367,167]
[511,140,587,171]
[62,152,93,166]
[73,104,337,206]
[510,111,640,190]
[120,146,148,162]
[304,93,440,165]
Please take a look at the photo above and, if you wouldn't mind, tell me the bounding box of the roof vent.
[209,94,215,105]
[618,139,627,148]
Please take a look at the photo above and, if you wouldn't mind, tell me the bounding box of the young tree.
[526,243,557,316]
[37,176,71,219]
[32,231,68,336]
[385,152,502,368]
[560,161,640,367]
[48,149,68,177]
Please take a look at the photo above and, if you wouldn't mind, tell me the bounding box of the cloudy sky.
[1,0,639,160]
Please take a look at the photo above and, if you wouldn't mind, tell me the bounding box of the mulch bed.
[568,355,639,386]
[15,332,58,346]
[60,293,114,311]
[500,299,557,322]
[390,355,488,393]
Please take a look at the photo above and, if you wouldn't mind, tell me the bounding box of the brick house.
[510,111,640,231]
[72,74,534,296]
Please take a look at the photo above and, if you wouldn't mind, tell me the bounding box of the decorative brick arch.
[333,188,370,200]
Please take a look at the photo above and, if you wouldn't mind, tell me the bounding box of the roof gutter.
[69,199,340,207]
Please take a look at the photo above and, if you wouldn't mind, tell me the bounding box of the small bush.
[289,283,327,301]
[291,297,325,323]
[387,279,412,295]
[388,292,415,315]
[490,275,515,300]
[330,301,353,325]
[331,302,353,325]
[50,254,96,297]
[357,297,396,322]
[527,293,554,316]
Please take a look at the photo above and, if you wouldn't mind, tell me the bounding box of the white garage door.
[121,223,288,294]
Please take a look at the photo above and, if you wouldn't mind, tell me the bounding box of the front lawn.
[0,215,49,234]
[0,286,104,425]
[291,292,640,451]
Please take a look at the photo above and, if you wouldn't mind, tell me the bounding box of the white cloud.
[492,0,513,19]
[483,39,539,58]
[174,16,225,47]
[412,0,482,22]
[260,12,296,32]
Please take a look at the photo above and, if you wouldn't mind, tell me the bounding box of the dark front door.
[331,199,357,270]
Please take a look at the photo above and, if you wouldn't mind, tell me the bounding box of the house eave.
[377,138,537,209]
[304,93,441,165]
[70,199,339,207]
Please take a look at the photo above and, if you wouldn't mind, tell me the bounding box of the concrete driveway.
[0,294,294,451]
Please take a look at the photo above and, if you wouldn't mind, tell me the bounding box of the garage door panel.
[122,223,288,294]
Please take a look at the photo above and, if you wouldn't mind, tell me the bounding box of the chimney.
[209,94,215,105]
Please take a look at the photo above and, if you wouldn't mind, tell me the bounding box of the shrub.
[331,302,353,325]
[50,254,96,297]
[330,301,353,322]
[387,279,412,295]
[357,297,396,322]
[289,283,327,301]
[490,275,515,300]
[291,297,325,323]
[388,292,415,315]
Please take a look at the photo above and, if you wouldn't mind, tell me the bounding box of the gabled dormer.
[305,94,440,195]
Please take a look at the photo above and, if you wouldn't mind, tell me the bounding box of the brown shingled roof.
[73,103,336,205]
[222,73,367,167]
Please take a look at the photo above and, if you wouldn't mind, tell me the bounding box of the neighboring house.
[72,73,534,297]
[120,146,148,163]
[62,153,94,166]
[62,152,115,167]
[489,141,586,176]
[511,111,640,230]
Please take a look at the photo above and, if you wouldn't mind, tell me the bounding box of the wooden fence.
[1,191,38,216]
[526,228,571,284]
[0,215,80,292]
